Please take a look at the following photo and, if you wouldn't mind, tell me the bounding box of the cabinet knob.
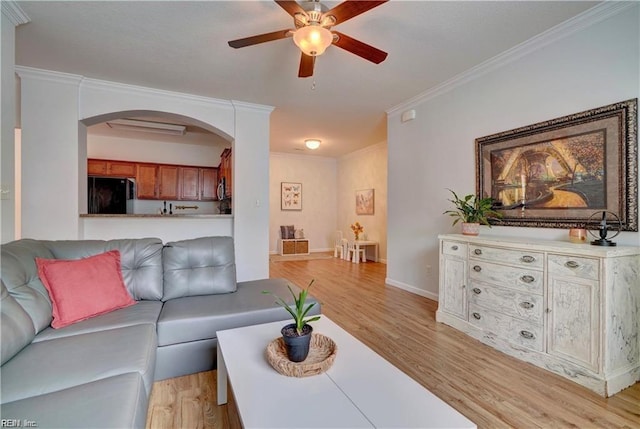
[521,255,536,263]
[520,330,535,340]
[473,265,482,272]
[519,301,534,309]
[451,245,459,251]
[565,260,580,269]
[520,275,535,283]
[474,249,482,255]
[472,312,482,320]
[472,287,482,295]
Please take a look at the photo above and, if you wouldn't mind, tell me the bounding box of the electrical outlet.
[0,186,11,200]
[425,265,432,274]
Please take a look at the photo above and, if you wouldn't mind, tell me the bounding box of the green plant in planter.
[443,189,502,226]
[263,279,321,362]
[263,279,320,335]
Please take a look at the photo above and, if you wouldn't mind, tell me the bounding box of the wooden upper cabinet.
[88,159,135,177]
[158,165,179,200]
[108,161,136,177]
[88,159,108,175]
[89,158,217,201]
[200,168,218,201]
[179,167,200,201]
[136,164,158,199]
[179,167,217,201]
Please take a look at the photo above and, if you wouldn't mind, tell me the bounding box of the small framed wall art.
[281,182,302,210]
[356,189,375,215]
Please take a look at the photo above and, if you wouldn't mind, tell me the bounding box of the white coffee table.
[217,317,476,428]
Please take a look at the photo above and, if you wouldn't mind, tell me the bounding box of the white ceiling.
[14,0,599,158]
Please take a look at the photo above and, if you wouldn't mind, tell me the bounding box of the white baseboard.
[385,278,439,301]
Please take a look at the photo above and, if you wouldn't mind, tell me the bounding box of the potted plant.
[263,279,321,362]
[443,189,502,236]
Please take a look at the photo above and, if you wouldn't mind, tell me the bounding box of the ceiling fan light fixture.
[293,25,333,56]
[305,139,321,150]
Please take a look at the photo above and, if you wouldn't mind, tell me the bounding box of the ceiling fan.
[228,0,388,78]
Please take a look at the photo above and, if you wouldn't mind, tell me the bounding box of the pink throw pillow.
[36,250,136,329]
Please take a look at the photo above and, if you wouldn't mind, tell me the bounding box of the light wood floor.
[146,255,640,428]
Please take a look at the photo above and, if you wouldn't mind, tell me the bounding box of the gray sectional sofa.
[0,236,319,428]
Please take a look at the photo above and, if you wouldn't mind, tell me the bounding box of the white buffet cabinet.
[436,234,640,396]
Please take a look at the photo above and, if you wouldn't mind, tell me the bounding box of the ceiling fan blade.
[298,53,314,78]
[275,0,306,18]
[332,31,387,64]
[323,0,387,25]
[228,30,291,48]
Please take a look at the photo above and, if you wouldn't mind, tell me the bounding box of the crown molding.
[339,140,387,161]
[270,151,337,162]
[387,1,636,116]
[81,77,234,110]
[15,66,83,85]
[231,100,275,114]
[1,1,30,26]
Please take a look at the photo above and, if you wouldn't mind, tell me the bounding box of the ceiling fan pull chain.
[312,79,316,90]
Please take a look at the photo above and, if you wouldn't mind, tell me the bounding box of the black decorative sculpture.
[587,211,621,246]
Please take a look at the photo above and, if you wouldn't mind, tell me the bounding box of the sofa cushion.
[157,278,320,346]
[0,373,148,429]
[36,250,136,328]
[0,280,35,365]
[33,300,162,343]
[0,239,55,334]
[162,236,237,301]
[0,324,157,404]
[41,238,164,300]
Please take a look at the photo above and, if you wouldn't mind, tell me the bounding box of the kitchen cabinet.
[200,168,218,200]
[90,158,218,201]
[136,164,158,199]
[158,165,179,200]
[88,159,135,177]
[436,234,640,397]
[219,148,232,198]
[179,167,200,201]
[179,167,218,201]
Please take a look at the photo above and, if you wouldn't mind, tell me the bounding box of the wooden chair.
[333,231,345,258]
[346,241,366,263]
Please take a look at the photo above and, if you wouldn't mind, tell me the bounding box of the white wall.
[386,4,640,299]
[269,153,337,253]
[16,68,273,281]
[1,11,16,243]
[337,142,388,261]
[88,133,226,166]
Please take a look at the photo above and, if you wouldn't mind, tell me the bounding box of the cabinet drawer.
[469,261,543,294]
[548,254,599,281]
[442,241,467,257]
[468,284,543,324]
[468,303,543,352]
[468,245,543,269]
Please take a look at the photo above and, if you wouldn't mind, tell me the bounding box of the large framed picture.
[476,98,638,231]
[281,182,302,210]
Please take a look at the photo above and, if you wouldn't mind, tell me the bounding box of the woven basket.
[266,333,337,377]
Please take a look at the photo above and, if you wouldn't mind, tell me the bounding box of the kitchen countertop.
[80,214,233,218]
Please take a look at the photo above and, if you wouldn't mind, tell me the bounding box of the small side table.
[279,239,309,255]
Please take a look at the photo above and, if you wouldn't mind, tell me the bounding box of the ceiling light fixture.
[106,119,187,136]
[293,25,333,56]
[305,139,321,150]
